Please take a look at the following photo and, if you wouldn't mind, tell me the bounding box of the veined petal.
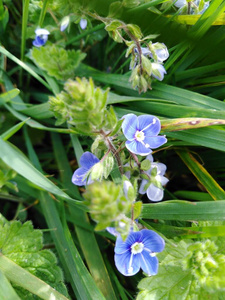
[140,251,158,275]
[33,37,45,47]
[79,152,99,169]
[71,167,88,186]
[142,118,161,137]
[115,231,142,254]
[147,183,164,202]
[139,179,149,194]
[122,114,138,140]
[137,115,159,133]
[141,229,165,253]
[153,162,167,175]
[125,140,152,156]
[115,252,140,276]
[144,135,167,149]
[157,175,169,186]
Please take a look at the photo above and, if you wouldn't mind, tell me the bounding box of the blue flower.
[151,63,167,81]
[122,114,167,156]
[114,229,165,276]
[139,155,169,202]
[72,152,99,186]
[80,18,87,30]
[33,28,50,47]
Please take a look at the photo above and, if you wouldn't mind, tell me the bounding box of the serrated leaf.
[103,154,114,179]
[137,265,192,300]
[0,218,68,299]
[133,201,142,220]
[31,44,86,80]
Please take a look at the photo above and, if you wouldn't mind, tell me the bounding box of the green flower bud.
[83,181,133,230]
[49,77,117,135]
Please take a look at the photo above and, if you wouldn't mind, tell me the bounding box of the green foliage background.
[1,0,225,299]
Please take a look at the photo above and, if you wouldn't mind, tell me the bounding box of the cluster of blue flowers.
[32,18,87,47]
[72,113,168,277]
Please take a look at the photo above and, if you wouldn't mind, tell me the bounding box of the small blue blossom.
[60,16,70,32]
[122,114,167,156]
[139,154,169,202]
[151,63,167,81]
[32,28,50,47]
[114,229,165,276]
[80,18,87,30]
[72,151,99,186]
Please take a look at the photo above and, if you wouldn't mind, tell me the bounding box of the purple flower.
[122,114,167,156]
[139,155,169,202]
[114,229,165,276]
[72,152,99,186]
[32,28,50,47]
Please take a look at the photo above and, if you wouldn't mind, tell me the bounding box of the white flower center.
[135,130,145,142]
[131,242,144,254]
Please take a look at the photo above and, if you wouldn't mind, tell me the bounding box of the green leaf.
[137,265,192,300]
[0,89,20,106]
[133,201,142,220]
[103,154,114,179]
[31,44,86,80]
[141,201,225,221]
[0,218,68,299]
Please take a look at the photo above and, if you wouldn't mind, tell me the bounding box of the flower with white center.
[151,63,167,81]
[122,113,167,156]
[114,229,165,276]
[72,151,99,186]
[80,18,87,30]
[139,154,169,202]
[32,28,50,47]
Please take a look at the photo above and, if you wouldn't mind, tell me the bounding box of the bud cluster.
[182,239,225,290]
[49,77,117,135]
[83,181,133,230]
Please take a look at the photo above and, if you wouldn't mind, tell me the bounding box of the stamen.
[142,118,157,132]
[128,253,134,274]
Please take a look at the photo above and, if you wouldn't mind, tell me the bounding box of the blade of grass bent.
[177,150,225,200]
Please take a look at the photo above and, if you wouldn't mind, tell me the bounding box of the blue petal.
[141,229,165,253]
[122,114,138,140]
[115,251,141,276]
[115,231,141,254]
[80,152,99,169]
[144,136,167,149]
[142,118,161,137]
[33,36,46,47]
[147,184,164,202]
[71,167,88,186]
[140,251,158,275]
[125,140,152,156]
[137,115,160,134]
